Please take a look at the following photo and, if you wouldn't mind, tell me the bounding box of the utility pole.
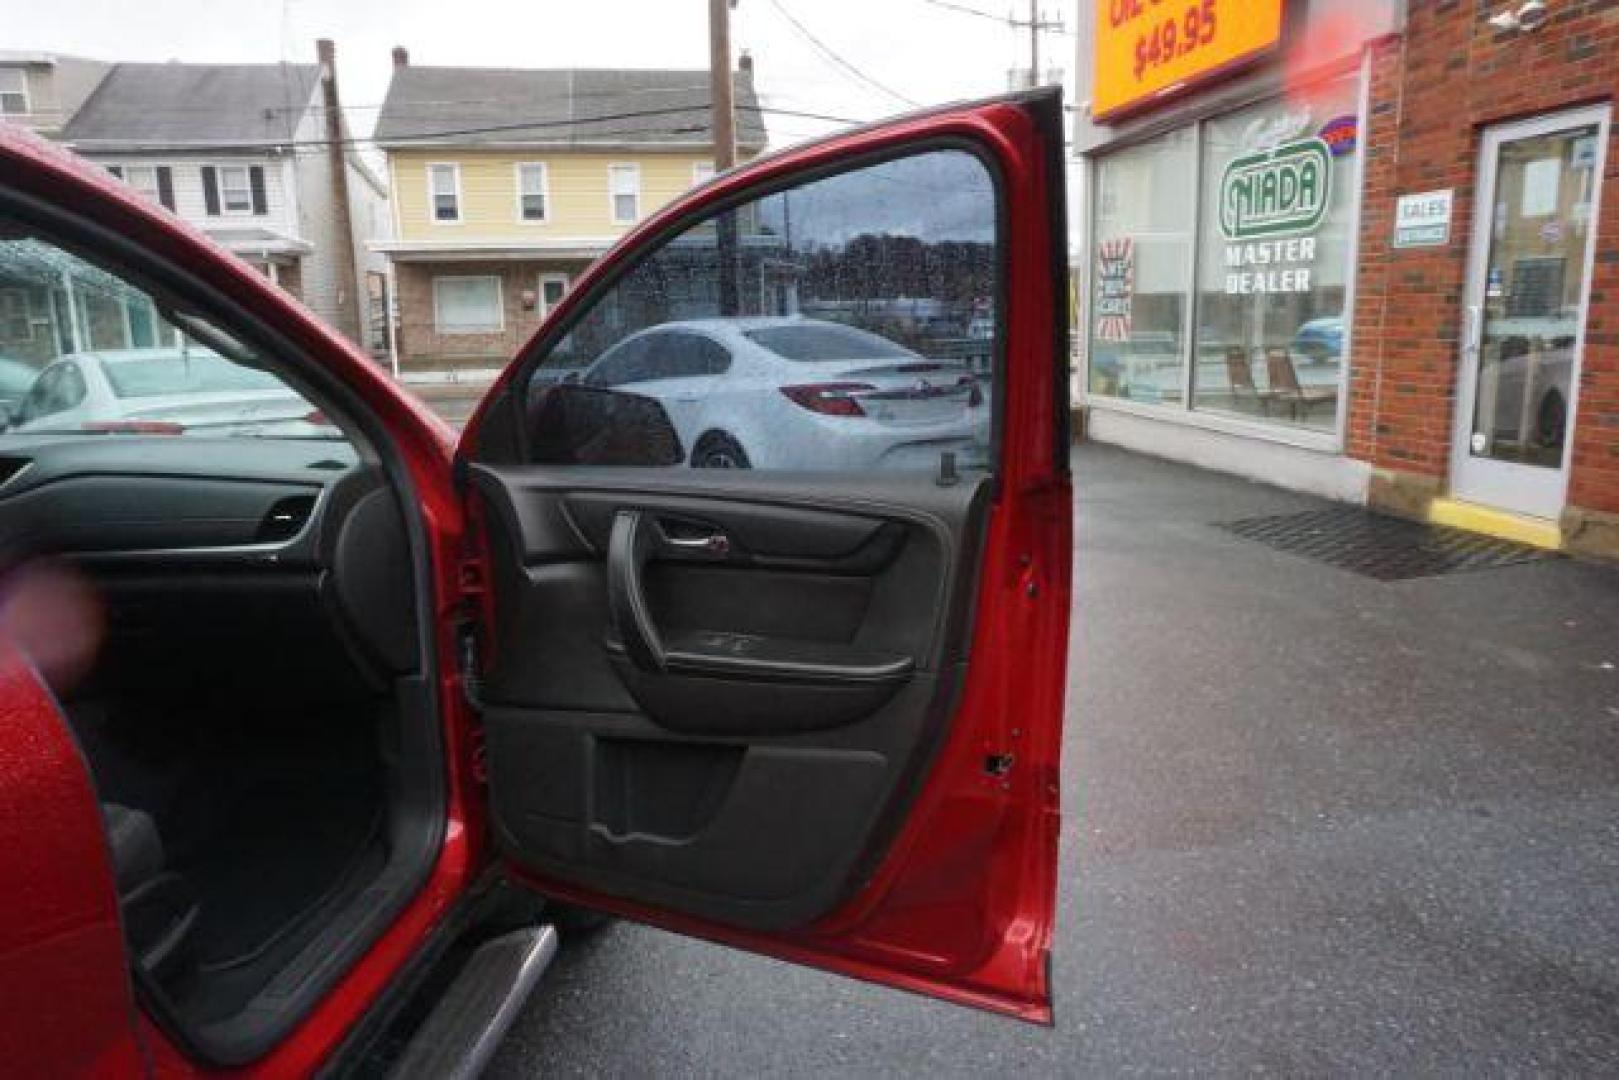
[709,0,740,312]
[1013,3,1064,88]
[1029,0,1039,90]
[709,0,737,170]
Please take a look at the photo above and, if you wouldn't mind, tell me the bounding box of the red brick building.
[1075,0,1619,557]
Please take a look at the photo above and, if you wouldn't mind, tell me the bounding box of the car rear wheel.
[692,431,751,469]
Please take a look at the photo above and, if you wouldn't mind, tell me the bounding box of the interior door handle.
[606,510,666,672]
[663,530,730,555]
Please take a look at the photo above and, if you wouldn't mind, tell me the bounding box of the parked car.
[576,316,988,469]
[10,346,335,437]
[1483,331,1575,453]
[0,90,1071,1077]
[1291,316,1344,363]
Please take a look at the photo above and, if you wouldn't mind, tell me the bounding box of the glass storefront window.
[1088,127,1194,405]
[1193,74,1361,431]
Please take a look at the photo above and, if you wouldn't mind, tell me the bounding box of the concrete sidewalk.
[489,443,1619,1077]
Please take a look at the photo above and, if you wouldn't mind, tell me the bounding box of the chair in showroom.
[1265,346,1337,422]
[1224,346,1275,417]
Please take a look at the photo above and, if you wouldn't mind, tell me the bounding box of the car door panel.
[470,464,991,929]
[463,90,1069,1020]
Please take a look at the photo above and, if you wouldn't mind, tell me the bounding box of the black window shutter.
[201,166,220,214]
[249,167,267,215]
[156,167,175,211]
[106,165,123,179]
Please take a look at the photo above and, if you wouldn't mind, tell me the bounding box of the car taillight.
[779,382,874,417]
[82,420,184,435]
[957,376,984,407]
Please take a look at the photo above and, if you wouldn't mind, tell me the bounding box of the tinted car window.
[743,324,917,362]
[526,149,999,472]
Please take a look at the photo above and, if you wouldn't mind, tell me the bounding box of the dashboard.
[0,435,363,564]
[0,434,417,691]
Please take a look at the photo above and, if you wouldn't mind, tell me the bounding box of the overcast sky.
[3,0,1081,147]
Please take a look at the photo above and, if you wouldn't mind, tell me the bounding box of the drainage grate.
[1215,506,1555,581]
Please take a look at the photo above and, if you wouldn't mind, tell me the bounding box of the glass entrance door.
[1451,106,1609,519]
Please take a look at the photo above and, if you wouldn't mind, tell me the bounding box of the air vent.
[0,456,31,487]
[256,493,318,543]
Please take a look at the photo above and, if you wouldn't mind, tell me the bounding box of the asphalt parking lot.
[488,442,1619,1077]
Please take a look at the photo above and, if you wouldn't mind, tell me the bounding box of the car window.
[525,148,999,472]
[0,226,345,442]
[742,324,917,362]
[654,332,731,378]
[582,336,654,388]
[17,365,69,423]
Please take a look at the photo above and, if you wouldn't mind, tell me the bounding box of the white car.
[11,347,334,438]
[576,316,989,470]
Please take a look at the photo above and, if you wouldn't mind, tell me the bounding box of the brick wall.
[1350,0,1619,519]
[394,260,588,373]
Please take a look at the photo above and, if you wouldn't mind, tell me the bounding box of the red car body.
[0,88,1071,1077]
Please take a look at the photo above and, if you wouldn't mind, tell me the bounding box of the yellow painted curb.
[1427,498,1562,551]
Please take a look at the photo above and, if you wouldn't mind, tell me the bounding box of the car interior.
[0,217,442,1065]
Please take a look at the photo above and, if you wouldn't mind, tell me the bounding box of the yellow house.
[373,51,766,375]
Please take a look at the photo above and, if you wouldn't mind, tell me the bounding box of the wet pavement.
[488,442,1619,1077]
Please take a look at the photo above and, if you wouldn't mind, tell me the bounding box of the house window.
[125,165,159,200]
[538,273,569,317]
[433,275,503,334]
[429,164,461,222]
[108,164,175,210]
[609,164,640,224]
[517,163,548,221]
[0,289,34,342]
[693,161,716,187]
[219,165,254,214]
[0,70,28,115]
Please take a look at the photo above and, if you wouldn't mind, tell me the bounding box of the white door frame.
[1450,103,1611,520]
[537,271,570,319]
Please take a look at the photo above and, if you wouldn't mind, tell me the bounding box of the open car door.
[458,89,1071,1021]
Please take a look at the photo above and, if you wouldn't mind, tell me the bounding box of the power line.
[913,0,1075,35]
[70,103,866,155]
[765,0,923,109]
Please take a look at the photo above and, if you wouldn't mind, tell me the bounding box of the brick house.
[1073,0,1619,558]
[372,49,766,379]
[54,42,391,353]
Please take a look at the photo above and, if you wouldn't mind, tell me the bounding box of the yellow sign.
[1092,0,1283,121]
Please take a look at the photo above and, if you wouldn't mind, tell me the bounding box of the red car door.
[459,88,1071,1020]
[0,638,146,1075]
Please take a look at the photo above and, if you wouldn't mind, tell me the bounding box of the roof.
[62,63,318,148]
[374,66,766,150]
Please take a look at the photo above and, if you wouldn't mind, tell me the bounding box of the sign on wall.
[1094,237,1134,342]
[1217,137,1333,295]
[1092,0,1284,122]
[1392,189,1453,248]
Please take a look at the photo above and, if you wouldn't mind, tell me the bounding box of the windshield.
[101,350,288,398]
[743,323,920,362]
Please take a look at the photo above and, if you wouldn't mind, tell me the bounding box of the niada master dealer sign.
[1220,135,1332,295]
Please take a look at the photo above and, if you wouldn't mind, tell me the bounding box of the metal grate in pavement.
[1214,506,1556,581]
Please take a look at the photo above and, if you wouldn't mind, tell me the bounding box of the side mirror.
[525,383,685,467]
